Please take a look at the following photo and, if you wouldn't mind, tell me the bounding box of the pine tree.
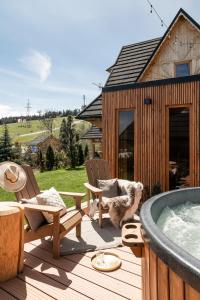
[0,124,13,162]
[37,149,45,172]
[84,144,89,160]
[59,115,78,168]
[46,145,55,171]
[12,142,22,164]
[78,144,84,166]
[59,118,68,153]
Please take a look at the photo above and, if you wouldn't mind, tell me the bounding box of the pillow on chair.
[36,187,67,223]
[97,178,118,198]
[21,197,46,230]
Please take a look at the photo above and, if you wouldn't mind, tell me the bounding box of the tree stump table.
[0,202,24,282]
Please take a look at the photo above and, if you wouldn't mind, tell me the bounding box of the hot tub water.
[157,202,200,260]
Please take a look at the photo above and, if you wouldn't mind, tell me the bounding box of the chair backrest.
[15,165,40,201]
[85,159,111,187]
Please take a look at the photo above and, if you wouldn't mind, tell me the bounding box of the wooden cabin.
[77,9,200,193]
[26,135,60,154]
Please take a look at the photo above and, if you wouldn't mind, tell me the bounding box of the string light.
[146,0,200,48]
[146,0,168,28]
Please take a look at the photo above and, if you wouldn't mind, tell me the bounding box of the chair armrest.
[58,191,85,198]
[84,182,103,195]
[23,204,62,214]
[58,191,85,210]
[40,190,85,198]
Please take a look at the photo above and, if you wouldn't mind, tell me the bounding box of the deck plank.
[0,238,142,300]
[25,243,141,300]
[0,276,54,300]
[29,240,141,286]
[0,287,18,300]
[65,251,142,284]
[18,266,89,300]
[31,238,141,267]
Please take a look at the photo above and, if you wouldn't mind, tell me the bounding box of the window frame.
[165,104,192,191]
[116,108,136,180]
[174,61,191,78]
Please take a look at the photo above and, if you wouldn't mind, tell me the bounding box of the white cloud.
[0,104,22,118]
[20,49,52,82]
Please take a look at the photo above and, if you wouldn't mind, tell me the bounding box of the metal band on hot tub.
[140,187,200,293]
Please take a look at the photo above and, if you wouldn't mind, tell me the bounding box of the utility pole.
[25,99,31,127]
[81,95,86,110]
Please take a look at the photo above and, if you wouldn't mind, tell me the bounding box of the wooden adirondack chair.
[15,165,85,258]
[84,159,111,227]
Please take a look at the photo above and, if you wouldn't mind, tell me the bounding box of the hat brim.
[0,162,27,192]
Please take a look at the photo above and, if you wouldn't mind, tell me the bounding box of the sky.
[0,0,199,117]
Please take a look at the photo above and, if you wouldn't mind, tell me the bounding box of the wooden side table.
[0,202,24,282]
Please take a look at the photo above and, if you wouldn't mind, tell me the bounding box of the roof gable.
[137,8,200,81]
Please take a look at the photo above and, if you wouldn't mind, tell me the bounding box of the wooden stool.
[0,203,24,282]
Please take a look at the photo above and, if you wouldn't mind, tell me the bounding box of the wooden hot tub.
[122,188,200,300]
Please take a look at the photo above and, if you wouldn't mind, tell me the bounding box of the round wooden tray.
[91,252,121,272]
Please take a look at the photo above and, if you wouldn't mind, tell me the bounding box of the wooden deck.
[0,240,142,300]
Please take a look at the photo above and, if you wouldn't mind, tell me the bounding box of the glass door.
[168,107,190,190]
[118,110,134,180]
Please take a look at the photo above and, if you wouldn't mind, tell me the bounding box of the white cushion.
[36,187,67,223]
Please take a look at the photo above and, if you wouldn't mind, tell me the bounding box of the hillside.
[0,117,90,144]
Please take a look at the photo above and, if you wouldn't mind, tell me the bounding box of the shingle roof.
[26,135,53,146]
[81,125,102,140]
[77,94,102,119]
[77,38,160,120]
[105,37,161,87]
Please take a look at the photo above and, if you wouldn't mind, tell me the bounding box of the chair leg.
[53,235,60,259]
[99,204,103,227]
[53,213,60,259]
[76,223,81,237]
[86,189,91,216]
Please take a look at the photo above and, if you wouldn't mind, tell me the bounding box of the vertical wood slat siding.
[142,244,200,300]
[102,80,200,191]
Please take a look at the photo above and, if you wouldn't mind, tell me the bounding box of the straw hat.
[0,161,27,192]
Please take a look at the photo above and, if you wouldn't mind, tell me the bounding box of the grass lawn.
[0,167,87,207]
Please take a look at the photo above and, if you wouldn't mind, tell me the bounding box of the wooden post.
[0,205,24,281]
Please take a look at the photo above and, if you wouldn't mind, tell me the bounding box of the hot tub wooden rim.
[140,187,200,294]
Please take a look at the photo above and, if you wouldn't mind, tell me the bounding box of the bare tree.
[41,117,54,134]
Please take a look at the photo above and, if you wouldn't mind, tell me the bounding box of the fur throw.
[89,180,143,227]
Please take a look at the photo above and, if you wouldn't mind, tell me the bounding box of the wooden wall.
[102,80,200,191]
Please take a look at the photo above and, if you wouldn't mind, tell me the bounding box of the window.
[175,63,190,77]
[118,110,134,180]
